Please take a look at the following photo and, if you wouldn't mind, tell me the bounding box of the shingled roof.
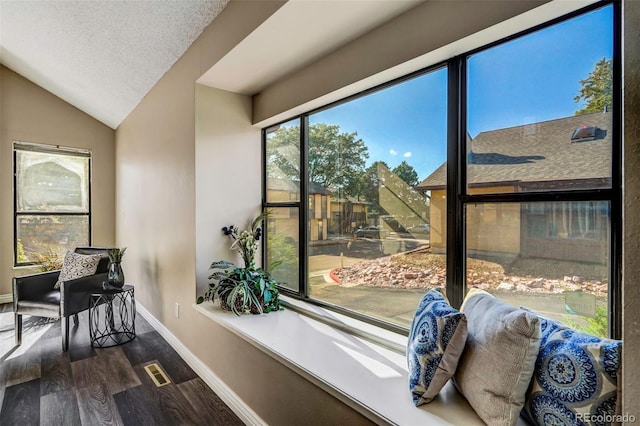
[416,111,612,191]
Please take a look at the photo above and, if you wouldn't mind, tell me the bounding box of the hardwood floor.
[0,303,243,426]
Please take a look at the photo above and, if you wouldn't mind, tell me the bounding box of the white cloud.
[403,152,412,158]
[389,149,397,156]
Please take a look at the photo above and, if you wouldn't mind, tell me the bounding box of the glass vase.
[108,261,125,288]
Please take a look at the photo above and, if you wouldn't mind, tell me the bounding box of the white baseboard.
[136,303,266,426]
[0,294,13,304]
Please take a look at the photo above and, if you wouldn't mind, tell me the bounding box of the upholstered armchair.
[13,246,112,351]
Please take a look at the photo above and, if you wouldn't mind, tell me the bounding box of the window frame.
[262,0,622,339]
[13,141,93,267]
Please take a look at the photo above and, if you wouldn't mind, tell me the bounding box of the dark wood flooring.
[0,303,243,426]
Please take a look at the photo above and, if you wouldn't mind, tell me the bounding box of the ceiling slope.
[0,0,230,129]
[0,0,423,129]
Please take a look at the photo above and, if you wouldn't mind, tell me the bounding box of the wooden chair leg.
[15,313,22,346]
[62,316,69,351]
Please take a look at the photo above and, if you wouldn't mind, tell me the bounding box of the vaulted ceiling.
[0,0,230,128]
[0,0,422,129]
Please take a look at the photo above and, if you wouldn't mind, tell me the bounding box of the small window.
[14,141,91,266]
[571,126,597,142]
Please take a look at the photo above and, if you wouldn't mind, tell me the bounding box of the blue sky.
[309,4,613,182]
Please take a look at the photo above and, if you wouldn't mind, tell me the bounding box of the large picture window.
[14,142,91,266]
[263,2,620,338]
[459,3,616,337]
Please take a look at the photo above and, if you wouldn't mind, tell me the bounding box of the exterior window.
[14,142,91,265]
[265,119,302,292]
[265,69,448,329]
[266,207,300,292]
[571,126,598,142]
[460,3,615,336]
[266,119,300,203]
[264,2,619,337]
[305,68,447,328]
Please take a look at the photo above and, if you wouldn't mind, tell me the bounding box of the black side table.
[89,284,136,347]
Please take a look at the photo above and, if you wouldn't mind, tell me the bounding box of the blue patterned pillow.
[524,315,621,426]
[407,289,467,406]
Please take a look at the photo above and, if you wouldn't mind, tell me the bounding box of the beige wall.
[623,0,640,417]
[114,0,638,422]
[116,1,373,424]
[192,83,372,425]
[194,84,262,293]
[0,65,115,296]
[431,186,521,254]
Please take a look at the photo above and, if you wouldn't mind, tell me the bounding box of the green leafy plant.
[221,210,271,269]
[567,304,608,338]
[197,211,282,315]
[108,247,127,263]
[197,261,281,315]
[17,239,28,263]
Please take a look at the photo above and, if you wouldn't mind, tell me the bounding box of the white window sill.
[193,295,483,426]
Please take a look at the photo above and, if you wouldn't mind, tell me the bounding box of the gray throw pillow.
[453,289,541,426]
[54,250,103,289]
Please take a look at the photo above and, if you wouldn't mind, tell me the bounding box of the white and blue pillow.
[524,315,621,426]
[407,289,467,406]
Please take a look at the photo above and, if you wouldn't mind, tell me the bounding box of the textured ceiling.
[0,0,230,129]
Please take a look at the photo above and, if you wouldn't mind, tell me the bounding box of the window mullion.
[300,115,310,299]
[609,0,622,340]
[446,57,466,309]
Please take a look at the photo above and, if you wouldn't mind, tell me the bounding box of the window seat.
[193,296,496,426]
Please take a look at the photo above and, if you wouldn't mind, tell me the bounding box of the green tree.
[266,124,301,181]
[574,57,612,115]
[358,161,390,208]
[267,123,369,198]
[308,123,368,197]
[17,239,28,263]
[392,161,419,187]
[267,233,298,288]
[358,161,428,227]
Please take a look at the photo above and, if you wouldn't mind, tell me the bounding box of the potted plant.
[107,247,127,288]
[197,210,282,315]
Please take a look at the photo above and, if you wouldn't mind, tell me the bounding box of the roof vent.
[571,126,597,143]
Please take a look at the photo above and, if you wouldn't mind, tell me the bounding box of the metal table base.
[89,284,136,347]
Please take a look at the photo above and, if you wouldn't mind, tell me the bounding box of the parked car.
[354,226,383,239]
[407,224,430,234]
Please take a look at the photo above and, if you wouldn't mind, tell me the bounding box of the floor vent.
[144,363,171,387]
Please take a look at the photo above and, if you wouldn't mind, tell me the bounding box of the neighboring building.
[327,192,369,236]
[416,111,612,263]
[308,182,332,241]
[266,177,370,241]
